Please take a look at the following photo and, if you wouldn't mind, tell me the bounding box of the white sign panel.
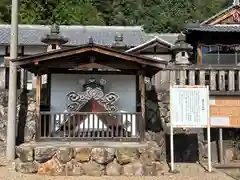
[170,85,209,128]
[210,117,230,127]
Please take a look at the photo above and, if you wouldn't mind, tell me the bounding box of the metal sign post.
[170,124,174,172]
[6,0,19,161]
[170,85,211,172]
[207,117,212,172]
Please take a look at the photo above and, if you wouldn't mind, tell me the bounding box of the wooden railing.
[158,65,240,95]
[36,112,145,142]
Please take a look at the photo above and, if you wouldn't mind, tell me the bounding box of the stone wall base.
[15,140,165,176]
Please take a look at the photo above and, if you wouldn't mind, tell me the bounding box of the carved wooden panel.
[219,12,240,24]
[220,16,235,24]
[209,9,240,25]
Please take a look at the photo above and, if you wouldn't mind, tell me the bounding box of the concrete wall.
[210,96,240,127]
[50,74,136,113]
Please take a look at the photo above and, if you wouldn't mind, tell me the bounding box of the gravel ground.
[0,161,235,180]
[0,144,235,180]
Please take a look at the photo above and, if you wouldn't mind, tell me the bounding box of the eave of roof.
[14,43,163,62]
[125,36,174,53]
[14,43,168,77]
[185,23,240,33]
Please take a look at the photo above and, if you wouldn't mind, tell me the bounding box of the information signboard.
[170,85,209,128]
[169,85,211,173]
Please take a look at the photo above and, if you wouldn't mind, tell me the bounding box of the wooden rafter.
[209,9,240,25]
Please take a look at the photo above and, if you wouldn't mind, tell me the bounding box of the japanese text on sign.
[170,86,209,128]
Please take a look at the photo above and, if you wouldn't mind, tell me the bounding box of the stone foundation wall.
[15,139,165,176]
[0,90,37,143]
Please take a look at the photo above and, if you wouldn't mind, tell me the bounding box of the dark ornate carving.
[98,92,119,112]
[66,78,119,112]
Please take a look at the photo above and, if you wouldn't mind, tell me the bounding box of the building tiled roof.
[0,25,147,46]
[147,33,179,45]
[0,24,178,47]
[185,24,240,33]
[126,36,174,53]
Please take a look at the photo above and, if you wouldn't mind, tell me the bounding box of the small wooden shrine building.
[12,36,166,142]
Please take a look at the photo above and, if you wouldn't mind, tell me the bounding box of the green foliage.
[0,0,231,32]
[0,0,11,23]
[19,0,105,25]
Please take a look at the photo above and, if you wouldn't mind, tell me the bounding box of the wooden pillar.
[197,43,202,65]
[21,69,28,90]
[139,72,146,120]
[35,73,41,139]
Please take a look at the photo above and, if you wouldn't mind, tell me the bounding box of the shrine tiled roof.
[0,25,146,46]
[0,24,178,47]
[185,24,240,33]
